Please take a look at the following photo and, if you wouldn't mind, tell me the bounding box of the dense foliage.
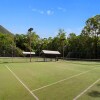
[0,15,100,59]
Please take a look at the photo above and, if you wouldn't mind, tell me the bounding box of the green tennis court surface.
[0,61,100,100]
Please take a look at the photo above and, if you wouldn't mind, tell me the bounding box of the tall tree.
[57,29,67,58]
[81,15,100,58]
[0,33,14,56]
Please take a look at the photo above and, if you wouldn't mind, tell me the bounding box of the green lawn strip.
[78,80,100,100]
[0,65,36,100]
[0,58,12,63]
[57,61,98,72]
[34,68,100,100]
[8,62,80,90]
[63,61,100,68]
[0,57,36,63]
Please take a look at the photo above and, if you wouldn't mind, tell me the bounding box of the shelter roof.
[23,52,35,55]
[41,50,61,55]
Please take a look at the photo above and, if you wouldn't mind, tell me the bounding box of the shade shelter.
[22,51,35,62]
[40,50,61,61]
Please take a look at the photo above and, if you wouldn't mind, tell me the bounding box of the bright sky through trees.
[0,0,100,37]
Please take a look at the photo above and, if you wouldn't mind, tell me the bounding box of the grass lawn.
[0,59,100,100]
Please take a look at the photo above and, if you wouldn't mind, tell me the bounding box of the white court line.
[73,78,100,100]
[5,65,39,100]
[58,66,82,72]
[31,67,98,92]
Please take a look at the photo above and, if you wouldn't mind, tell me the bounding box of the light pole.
[61,38,65,60]
[39,43,42,57]
[28,28,33,62]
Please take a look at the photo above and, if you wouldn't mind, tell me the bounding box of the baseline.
[5,65,39,100]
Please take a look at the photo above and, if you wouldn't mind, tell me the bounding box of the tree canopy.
[0,15,100,59]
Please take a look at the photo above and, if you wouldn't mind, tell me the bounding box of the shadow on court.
[88,84,100,97]
[97,84,100,86]
[88,91,100,97]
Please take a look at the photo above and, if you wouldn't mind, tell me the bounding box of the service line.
[32,67,99,92]
[5,65,39,100]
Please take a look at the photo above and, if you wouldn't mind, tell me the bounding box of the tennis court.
[0,60,100,100]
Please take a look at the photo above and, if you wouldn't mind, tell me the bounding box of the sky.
[0,0,100,38]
